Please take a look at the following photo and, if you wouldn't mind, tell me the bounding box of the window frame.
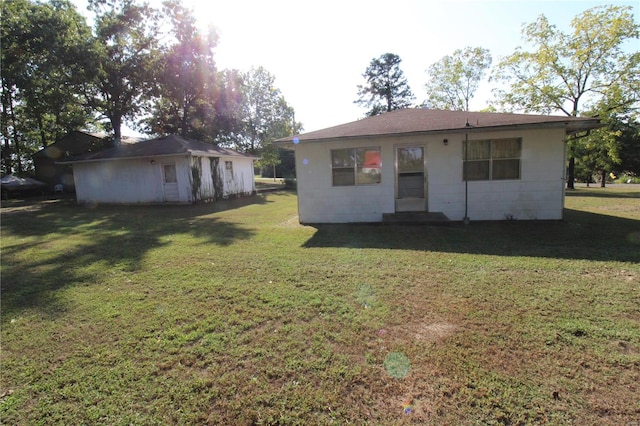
[463,138,522,181]
[331,147,382,186]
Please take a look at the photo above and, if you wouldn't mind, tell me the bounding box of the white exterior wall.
[73,155,191,204]
[293,127,567,223]
[221,157,255,197]
[73,154,255,204]
[295,138,396,223]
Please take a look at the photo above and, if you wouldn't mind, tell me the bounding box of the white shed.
[275,109,601,223]
[60,135,258,204]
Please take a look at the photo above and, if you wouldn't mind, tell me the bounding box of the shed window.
[331,147,381,186]
[463,138,521,180]
[163,164,177,183]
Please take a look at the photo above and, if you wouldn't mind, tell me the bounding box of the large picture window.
[463,138,521,180]
[331,147,381,186]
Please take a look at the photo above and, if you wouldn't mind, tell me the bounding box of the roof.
[33,131,144,159]
[275,109,602,144]
[58,135,258,164]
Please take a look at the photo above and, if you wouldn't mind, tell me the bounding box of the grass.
[1,187,639,425]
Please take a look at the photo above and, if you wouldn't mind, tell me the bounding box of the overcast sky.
[73,0,639,134]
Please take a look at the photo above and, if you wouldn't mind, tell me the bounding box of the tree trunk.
[600,170,606,188]
[8,95,22,174]
[567,157,575,189]
[111,115,122,146]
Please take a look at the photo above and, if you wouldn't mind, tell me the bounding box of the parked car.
[1,175,48,199]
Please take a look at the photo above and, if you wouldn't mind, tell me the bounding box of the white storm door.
[395,146,426,212]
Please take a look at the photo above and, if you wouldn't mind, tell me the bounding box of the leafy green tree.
[355,53,415,116]
[84,0,161,145]
[1,0,94,174]
[141,1,220,142]
[492,5,639,188]
[576,113,640,185]
[237,67,299,153]
[257,144,281,180]
[212,69,245,145]
[424,47,492,111]
[617,118,640,176]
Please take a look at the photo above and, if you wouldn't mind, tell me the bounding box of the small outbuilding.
[33,131,143,193]
[59,135,258,204]
[276,109,601,223]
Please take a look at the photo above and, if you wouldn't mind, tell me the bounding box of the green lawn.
[1,187,639,425]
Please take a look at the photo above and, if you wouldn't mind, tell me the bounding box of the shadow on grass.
[303,209,640,263]
[565,188,640,199]
[0,194,269,317]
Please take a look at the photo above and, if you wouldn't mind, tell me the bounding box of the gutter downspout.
[463,121,471,225]
[561,137,568,220]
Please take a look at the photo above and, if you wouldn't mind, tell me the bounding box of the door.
[163,163,179,202]
[395,146,426,212]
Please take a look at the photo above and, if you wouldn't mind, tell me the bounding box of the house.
[275,109,601,223]
[58,135,258,204]
[33,131,141,192]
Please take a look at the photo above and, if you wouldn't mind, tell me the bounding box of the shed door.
[163,163,179,202]
[395,146,426,212]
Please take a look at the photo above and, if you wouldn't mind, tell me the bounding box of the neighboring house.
[33,131,141,192]
[58,135,258,204]
[275,109,601,223]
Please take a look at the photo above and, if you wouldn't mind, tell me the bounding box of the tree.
[617,118,640,176]
[492,5,640,189]
[355,53,415,116]
[212,69,245,145]
[237,67,299,153]
[84,0,161,145]
[424,47,492,111]
[1,0,95,175]
[141,1,220,142]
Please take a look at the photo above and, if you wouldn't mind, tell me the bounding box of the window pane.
[357,148,381,167]
[493,139,521,159]
[332,149,355,167]
[163,164,177,183]
[398,147,423,173]
[464,140,490,160]
[333,168,355,186]
[357,167,381,184]
[398,172,424,197]
[464,160,490,180]
[493,159,520,179]
[357,148,381,184]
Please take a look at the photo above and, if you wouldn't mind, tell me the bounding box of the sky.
[73,0,639,134]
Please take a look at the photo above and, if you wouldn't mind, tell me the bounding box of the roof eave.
[275,120,602,146]
[56,153,185,165]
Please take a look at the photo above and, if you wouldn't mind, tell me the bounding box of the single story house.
[33,131,142,192]
[275,109,601,223]
[59,135,258,204]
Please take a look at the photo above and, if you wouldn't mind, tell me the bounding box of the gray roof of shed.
[276,108,602,144]
[59,134,258,164]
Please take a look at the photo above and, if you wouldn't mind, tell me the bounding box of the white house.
[275,109,601,223]
[60,135,258,204]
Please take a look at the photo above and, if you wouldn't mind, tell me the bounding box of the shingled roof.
[276,109,602,144]
[59,135,258,164]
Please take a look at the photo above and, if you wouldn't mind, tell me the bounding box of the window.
[163,164,177,183]
[225,161,233,174]
[331,147,381,186]
[463,138,521,180]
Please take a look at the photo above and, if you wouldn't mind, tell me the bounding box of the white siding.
[74,156,191,204]
[293,128,567,223]
[221,157,255,197]
[73,154,255,204]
